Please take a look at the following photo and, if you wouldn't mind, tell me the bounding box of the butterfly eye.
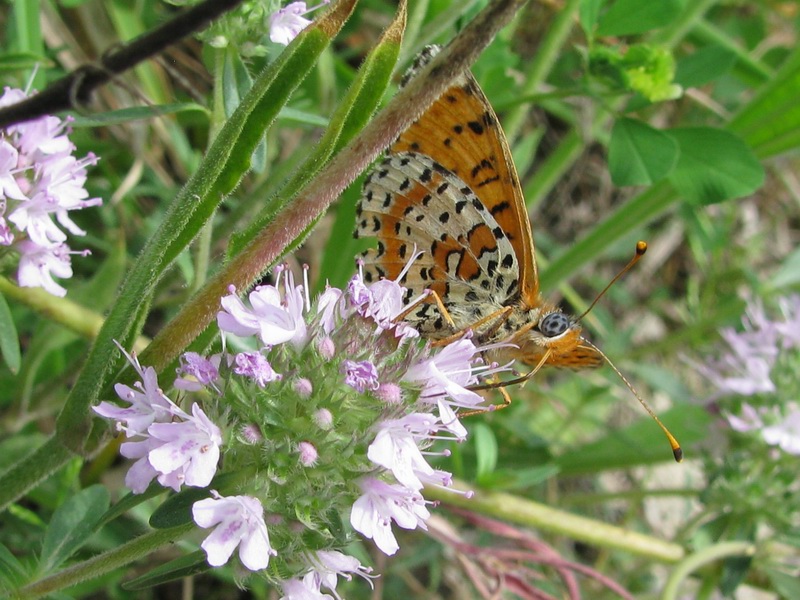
[539,312,570,338]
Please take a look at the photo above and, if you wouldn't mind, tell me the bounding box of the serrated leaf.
[609,118,678,186]
[39,485,110,573]
[122,551,210,591]
[596,0,685,37]
[474,423,498,482]
[667,127,764,205]
[0,293,21,374]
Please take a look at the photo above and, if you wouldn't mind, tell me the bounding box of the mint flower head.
[95,261,506,591]
[698,295,800,455]
[269,1,331,46]
[0,86,101,296]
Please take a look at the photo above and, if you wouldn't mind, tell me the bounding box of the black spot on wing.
[477,175,501,187]
[490,201,511,216]
[467,121,484,135]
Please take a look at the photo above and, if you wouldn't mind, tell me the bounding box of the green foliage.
[38,486,110,573]
[1,0,799,598]
[667,127,764,205]
[589,43,683,101]
[608,117,678,186]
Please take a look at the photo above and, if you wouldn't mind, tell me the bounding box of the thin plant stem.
[660,541,757,600]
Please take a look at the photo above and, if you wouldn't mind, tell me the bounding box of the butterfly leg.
[460,380,512,417]
[394,289,457,328]
[430,305,514,347]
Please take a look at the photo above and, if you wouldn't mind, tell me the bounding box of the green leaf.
[0,51,53,72]
[675,45,738,88]
[222,46,267,172]
[667,127,764,205]
[555,405,713,474]
[596,0,685,37]
[579,0,603,39]
[474,423,498,483]
[769,245,800,290]
[122,551,210,591]
[150,488,212,529]
[729,45,800,159]
[0,293,20,374]
[39,485,110,573]
[608,118,678,186]
[0,542,28,591]
[504,464,561,491]
[589,44,681,101]
[236,7,404,262]
[765,568,800,599]
[69,103,208,127]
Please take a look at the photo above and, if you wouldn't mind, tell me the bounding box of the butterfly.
[354,45,604,372]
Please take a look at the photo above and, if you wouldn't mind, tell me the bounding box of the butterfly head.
[511,308,603,369]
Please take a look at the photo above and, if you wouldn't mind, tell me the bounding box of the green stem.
[13,524,194,599]
[0,277,150,353]
[504,0,582,143]
[0,436,72,512]
[660,541,757,600]
[688,20,772,85]
[427,480,685,563]
[651,0,717,48]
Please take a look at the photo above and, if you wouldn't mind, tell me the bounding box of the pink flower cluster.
[0,87,101,296]
[94,345,272,570]
[699,296,800,455]
[96,260,503,595]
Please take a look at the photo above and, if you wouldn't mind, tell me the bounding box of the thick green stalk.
[13,524,194,599]
[427,481,685,563]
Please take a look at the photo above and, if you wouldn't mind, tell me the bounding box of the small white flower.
[269,1,331,46]
[403,338,487,438]
[193,491,275,570]
[279,574,332,600]
[367,413,439,490]
[93,343,173,437]
[16,241,75,297]
[350,477,430,556]
[218,269,308,347]
[147,403,222,491]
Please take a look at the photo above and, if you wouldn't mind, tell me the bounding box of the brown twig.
[0,0,245,129]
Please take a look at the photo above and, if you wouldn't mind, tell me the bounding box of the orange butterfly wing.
[391,56,540,305]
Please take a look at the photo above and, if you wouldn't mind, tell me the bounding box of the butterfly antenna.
[582,339,683,462]
[575,241,648,323]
